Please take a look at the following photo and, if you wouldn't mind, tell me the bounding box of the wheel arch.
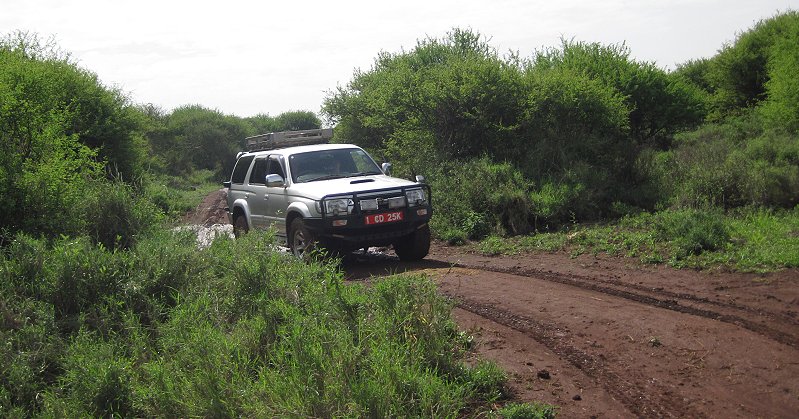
[231,199,251,223]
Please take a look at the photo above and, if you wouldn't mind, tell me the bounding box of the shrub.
[652,114,799,210]
[654,210,730,258]
[42,333,136,417]
[81,180,162,249]
[498,402,557,419]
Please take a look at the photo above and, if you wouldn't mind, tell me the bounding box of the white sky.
[3,0,797,118]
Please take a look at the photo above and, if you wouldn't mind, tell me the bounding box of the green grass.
[475,207,799,272]
[142,169,222,219]
[1,229,554,417]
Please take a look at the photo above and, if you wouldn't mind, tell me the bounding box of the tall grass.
[476,207,799,272]
[1,229,537,417]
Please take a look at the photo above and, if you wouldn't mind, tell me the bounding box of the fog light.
[416,208,428,216]
[388,197,405,208]
[360,199,378,211]
[333,219,348,227]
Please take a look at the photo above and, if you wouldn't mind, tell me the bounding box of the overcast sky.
[3,0,797,118]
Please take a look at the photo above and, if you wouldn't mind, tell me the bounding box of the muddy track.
[444,260,799,348]
[455,299,699,418]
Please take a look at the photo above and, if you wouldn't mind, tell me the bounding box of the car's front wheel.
[289,218,317,259]
[393,224,431,261]
[233,214,249,238]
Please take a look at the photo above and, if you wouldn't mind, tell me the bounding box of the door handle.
[264,194,269,200]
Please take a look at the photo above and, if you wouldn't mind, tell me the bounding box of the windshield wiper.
[346,171,380,178]
[306,173,348,182]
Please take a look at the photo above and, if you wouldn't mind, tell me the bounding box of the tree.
[157,105,248,175]
[0,33,105,238]
[707,11,799,118]
[532,40,706,149]
[274,111,321,131]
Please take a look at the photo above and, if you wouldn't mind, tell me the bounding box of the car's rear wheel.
[393,224,431,261]
[233,214,249,238]
[289,218,317,259]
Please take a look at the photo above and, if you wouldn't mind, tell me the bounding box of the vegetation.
[0,30,538,416]
[323,29,708,237]
[476,207,799,272]
[1,230,514,417]
[2,9,797,417]
[324,12,799,271]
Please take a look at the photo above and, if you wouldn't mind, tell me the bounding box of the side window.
[249,158,268,185]
[267,156,285,178]
[231,155,254,184]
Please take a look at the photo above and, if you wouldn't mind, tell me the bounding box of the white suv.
[223,129,432,260]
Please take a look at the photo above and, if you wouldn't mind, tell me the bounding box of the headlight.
[324,197,353,216]
[405,188,427,206]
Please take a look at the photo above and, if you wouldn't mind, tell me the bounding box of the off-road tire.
[393,224,431,261]
[233,214,249,238]
[289,218,318,259]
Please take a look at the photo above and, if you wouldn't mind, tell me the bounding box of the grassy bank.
[1,229,553,417]
[475,207,799,273]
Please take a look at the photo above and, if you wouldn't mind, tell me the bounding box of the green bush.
[81,180,162,250]
[428,158,532,238]
[651,114,799,209]
[42,333,136,417]
[654,210,731,258]
[2,229,529,417]
[498,402,557,419]
[705,11,799,119]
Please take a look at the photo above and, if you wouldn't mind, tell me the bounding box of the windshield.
[289,148,383,183]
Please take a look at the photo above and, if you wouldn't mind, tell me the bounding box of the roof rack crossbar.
[245,128,333,152]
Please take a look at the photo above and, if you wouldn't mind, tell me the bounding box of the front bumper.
[303,205,432,249]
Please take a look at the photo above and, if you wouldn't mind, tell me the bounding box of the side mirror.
[222,181,231,189]
[381,162,393,176]
[415,175,426,184]
[265,174,285,187]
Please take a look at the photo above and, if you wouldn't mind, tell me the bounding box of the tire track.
[442,259,799,348]
[454,298,698,418]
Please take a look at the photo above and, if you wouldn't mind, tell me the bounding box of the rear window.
[231,155,255,184]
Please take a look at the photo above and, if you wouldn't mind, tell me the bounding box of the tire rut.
[443,260,798,348]
[453,298,699,418]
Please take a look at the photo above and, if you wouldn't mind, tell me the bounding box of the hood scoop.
[350,178,375,184]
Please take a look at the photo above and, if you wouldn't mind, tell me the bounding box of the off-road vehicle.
[223,129,432,260]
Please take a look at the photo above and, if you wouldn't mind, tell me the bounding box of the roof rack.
[245,128,333,152]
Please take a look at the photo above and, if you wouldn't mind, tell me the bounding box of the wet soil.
[195,189,799,418]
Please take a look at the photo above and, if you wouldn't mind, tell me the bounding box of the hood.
[288,175,419,200]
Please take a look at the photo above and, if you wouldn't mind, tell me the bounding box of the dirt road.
[195,189,799,417]
[343,247,799,418]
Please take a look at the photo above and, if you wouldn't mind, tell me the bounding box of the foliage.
[0,32,153,242]
[144,105,249,176]
[476,207,799,272]
[81,179,163,249]
[1,31,147,180]
[532,40,706,148]
[652,209,730,258]
[497,402,558,419]
[649,113,799,209]
[0,230,524,417]
[324,28,708,233]
[245,110,321,134]
[142,169,221,218]
[141,107,321,178]
[705,11,799,120]
[759,14,799,132]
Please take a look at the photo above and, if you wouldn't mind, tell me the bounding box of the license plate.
[364,211,404,225]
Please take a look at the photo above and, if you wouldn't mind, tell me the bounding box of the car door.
[246,157,269,228]
[264,155,289,236]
